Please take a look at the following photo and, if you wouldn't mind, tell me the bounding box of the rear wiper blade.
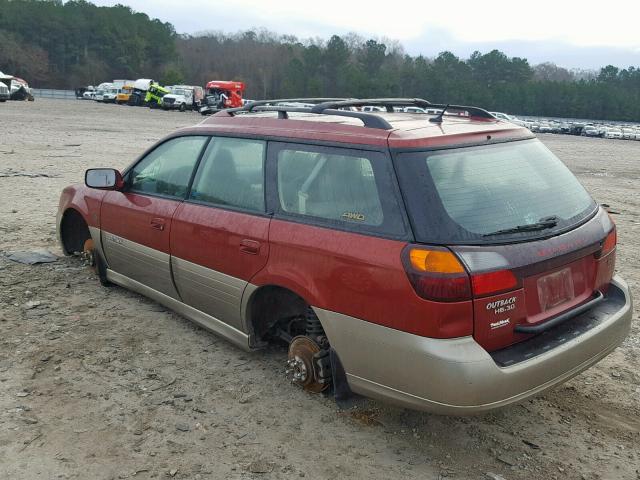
[483,217,558,237]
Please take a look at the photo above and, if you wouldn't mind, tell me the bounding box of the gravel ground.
[0,99,638,480]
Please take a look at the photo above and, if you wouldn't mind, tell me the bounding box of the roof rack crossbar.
[426,103,495,119]
[228,98,349,115]
[310,98,432,113]
[248,105,393,130]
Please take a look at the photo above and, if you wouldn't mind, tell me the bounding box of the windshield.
[171,88,189,96]
[395,139,597,244]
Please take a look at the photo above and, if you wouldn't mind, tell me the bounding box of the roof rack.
[219,97,495,130]
[229,98,348,114]
[310,98,432,113]
[244,105,394,129]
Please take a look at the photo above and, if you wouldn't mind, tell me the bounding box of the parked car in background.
[0,72,11,101]
[489,111,532,129]
[57,97,631,415]
[403,106,426,113]
[537,123,553,133]
[0,81,9,102]
[621,128,635,140]
[604,128,623,139]
[582,125,601,137]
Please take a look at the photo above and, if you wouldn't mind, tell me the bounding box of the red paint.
[473,290,528,352]
[170,203,270,281]
[251,219,473,338]
[58,184,106,228]
[101,191,180,254]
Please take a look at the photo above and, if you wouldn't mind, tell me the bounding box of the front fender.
[57,184,107,241]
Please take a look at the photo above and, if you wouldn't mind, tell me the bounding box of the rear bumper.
[314,275,632,415]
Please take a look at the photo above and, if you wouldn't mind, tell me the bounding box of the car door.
[101,135,209,298]
[170,136,270,331]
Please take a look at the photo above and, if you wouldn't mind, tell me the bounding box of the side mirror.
[85,168,124,190]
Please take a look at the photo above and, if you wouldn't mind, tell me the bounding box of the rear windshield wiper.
[483,217,558,237]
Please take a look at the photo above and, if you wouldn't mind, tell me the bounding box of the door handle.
[239,239,260,255]
[150,218,166,231]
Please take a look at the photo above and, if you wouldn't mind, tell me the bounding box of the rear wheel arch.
[245,284,327,347]
[60,208,91,255]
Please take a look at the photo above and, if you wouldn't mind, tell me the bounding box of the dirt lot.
[0,99,638,480]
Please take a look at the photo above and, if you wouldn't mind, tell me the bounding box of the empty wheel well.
[247,285,317,345]
[60,209,91,255]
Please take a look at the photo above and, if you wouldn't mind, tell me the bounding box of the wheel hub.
[81,239,96,267]
[286,336,330,393]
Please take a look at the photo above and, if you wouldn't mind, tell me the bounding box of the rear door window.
[269,143,409,238]
[189,137,266,212]
[395,139,596,244]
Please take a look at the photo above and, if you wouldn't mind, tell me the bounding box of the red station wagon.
[57,98,633,414]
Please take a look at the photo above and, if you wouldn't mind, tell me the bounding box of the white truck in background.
[161,85,204,111]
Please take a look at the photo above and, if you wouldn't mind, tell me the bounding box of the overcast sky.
[93,0,640,69]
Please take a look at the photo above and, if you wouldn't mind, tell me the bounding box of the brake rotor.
[286,335,329,393]
[81,238,96,268]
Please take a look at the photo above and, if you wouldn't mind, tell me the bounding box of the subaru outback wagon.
[57,98,632,414]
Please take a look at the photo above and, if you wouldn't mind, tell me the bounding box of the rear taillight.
[596,225,617,259]
[402,245,471,302]
[402,245,522,301]
[471,269,520,297]
[595,225,616,291]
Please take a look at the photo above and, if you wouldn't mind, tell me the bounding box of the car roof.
[185,108,532,150]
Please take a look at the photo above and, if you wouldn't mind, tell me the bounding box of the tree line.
[1,0,640,122]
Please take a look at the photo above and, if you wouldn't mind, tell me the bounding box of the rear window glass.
[396,139,596,244]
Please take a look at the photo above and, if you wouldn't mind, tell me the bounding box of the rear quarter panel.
[251,219,473,338]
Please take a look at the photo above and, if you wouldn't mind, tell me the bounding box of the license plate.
[537,267,575,312]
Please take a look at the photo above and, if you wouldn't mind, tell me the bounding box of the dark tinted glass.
[277,149,383,226]
[396,139,596,244]
[270,143,409,239]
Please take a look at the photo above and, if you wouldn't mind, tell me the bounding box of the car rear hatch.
[451,214,616,351]
[395,138,617,351]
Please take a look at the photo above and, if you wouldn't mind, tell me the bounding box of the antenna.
[429,104,450,123]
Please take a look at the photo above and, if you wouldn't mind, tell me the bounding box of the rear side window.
[278,150,383,226]
[270,143,409,238]
[395,139,596,244]
[128,136,208,198]
[189,137,265,212]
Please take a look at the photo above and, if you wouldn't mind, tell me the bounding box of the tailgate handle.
[515,291,605,335]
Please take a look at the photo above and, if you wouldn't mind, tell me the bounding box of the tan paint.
[102,232,180,299]
[314,275,632,414]
[106,268,250,351]
[171,256,246,331]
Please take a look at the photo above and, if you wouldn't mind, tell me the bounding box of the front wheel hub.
[81,239,96,267]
